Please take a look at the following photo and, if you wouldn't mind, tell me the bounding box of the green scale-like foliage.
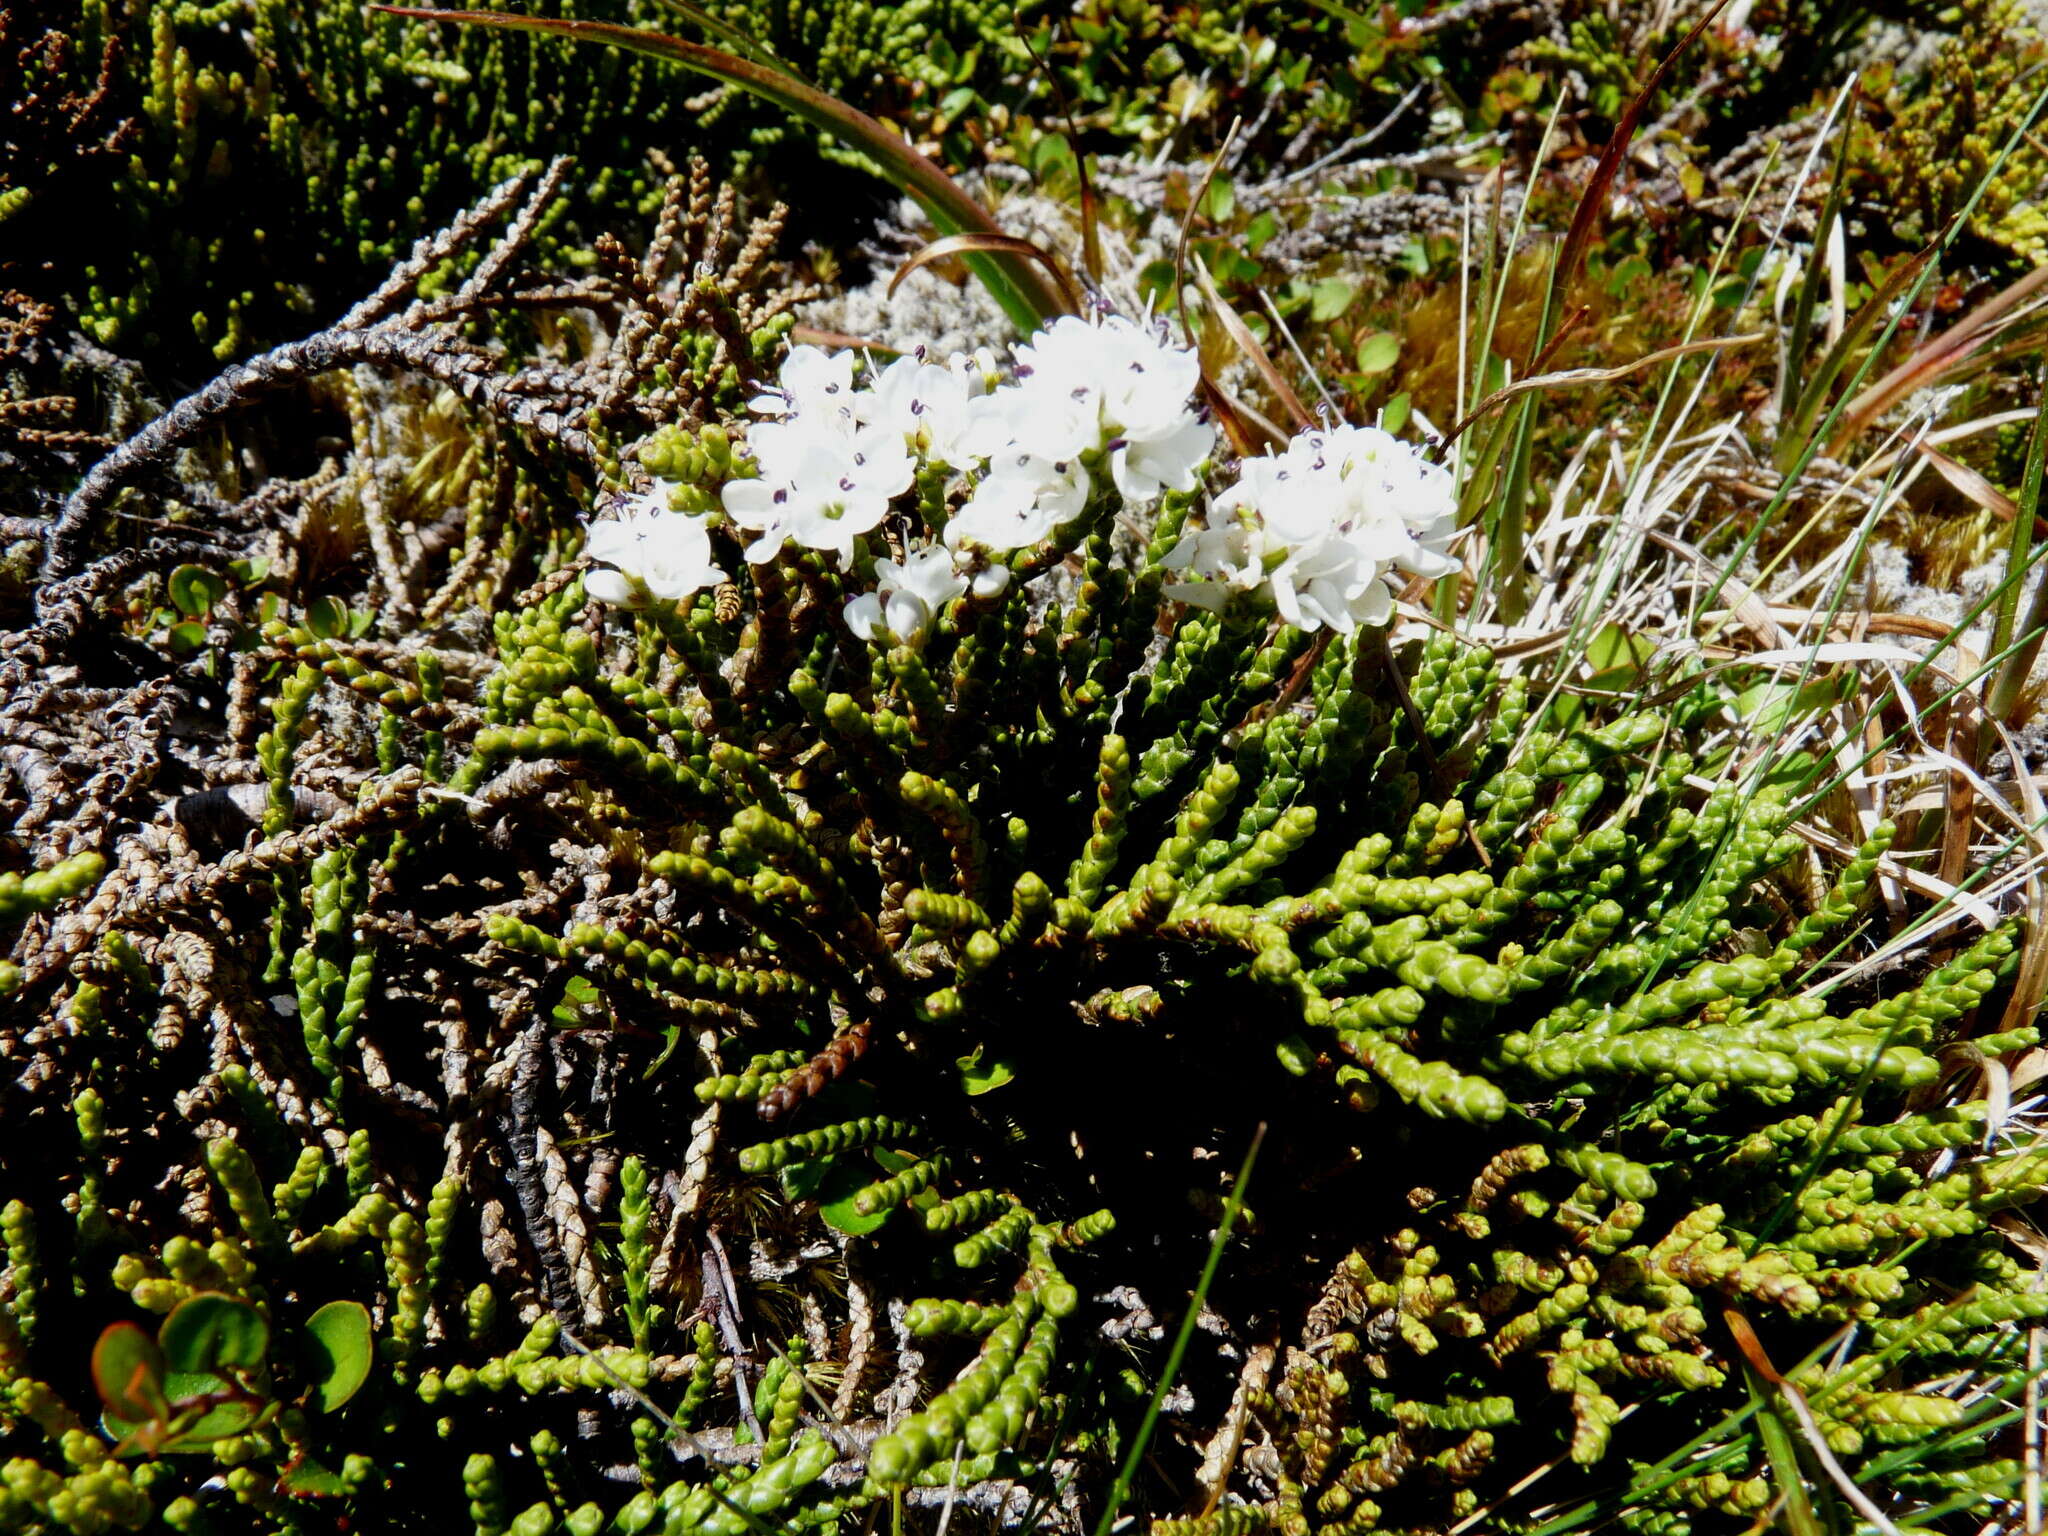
[7,271,2043,1533]
[3,509,2041,1529]
[17,0,687,362]
[433,451,2041,1526]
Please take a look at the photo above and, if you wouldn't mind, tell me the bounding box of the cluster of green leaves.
[4,0,1937,383]
[13,347,2043,1531]
[2,1129,400,1529]
[91,1291,370,1460]
[6,0,1074,377]
[13,4,2048,1534]
[35,0,713,366]
[0,852,105,996]
[0,1068,743,1535]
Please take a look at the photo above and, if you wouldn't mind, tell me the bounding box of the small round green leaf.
[1031,133,1076,179]
[1309,278,1357,322]
[301,1300,374,1413]
[956,1049,1015,1097]
[168,564,228,617]
[280,1458,350,1497]
[1355,331,1401,375]
[166,620,209,655]
[164,1375,269,1446]
[815,1156,889,1236]
[161,1293,270,1375]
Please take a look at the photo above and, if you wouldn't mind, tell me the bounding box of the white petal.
[844,593,883,640]
[584,522,638,566]
[743,529,788,564]
[721,478,784,530]
[583,568,640,607]
[1349,579,1395,629]
[884,590,931,643]
[1163,580,1231,611]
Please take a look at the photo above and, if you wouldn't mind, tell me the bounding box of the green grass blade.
[1778,107,1855,430]
[1747,1364,1828,1536]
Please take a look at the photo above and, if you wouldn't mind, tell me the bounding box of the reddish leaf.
[91,1322,169,1424]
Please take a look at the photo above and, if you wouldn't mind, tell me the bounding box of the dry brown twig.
[42,160,597,591]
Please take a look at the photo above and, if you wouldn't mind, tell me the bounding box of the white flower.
[947,452,1090,552]
[1091,314,1206,440]
[1165,424,1456,633]
[1110,412,1213,502]
[994,334,1107,463]
[722,417,915,567]
[749,345,857,432]
[843,545,969,645]
[953,373,1074,465]
[1270,533,1395,633]
[857,352,981,465]
[1161,515,1263,611]
[947,477,1061,553]
[1004,312,1214,497]
[582,485,727,609]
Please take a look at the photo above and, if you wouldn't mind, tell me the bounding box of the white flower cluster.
[1162,423,1458,634]
[723,313,1216,582]
[579,311,1457,642]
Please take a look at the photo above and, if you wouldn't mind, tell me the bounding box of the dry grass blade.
[1987,712,2048,1038]
[1937,702,1978,901]
[1150,118,1267,456]
[1836,263,2048,447]
[1173,115,1240,354]
[1255,287,1339,416]
[1722,1309,1905,1536]
[1776,814,2002,931]
[887,233,1080,315]
[1916,441,2024,522]
[1526,303,1591,377]
[1863,406,2038,477]
[790,324,898,354]
[1644,528,1794,649]
[1441,333,1766,447]
[1552,0,1733,305]
[1191,254,1312,434]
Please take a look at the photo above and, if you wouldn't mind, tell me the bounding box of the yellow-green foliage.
[1855,1,2048,260]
